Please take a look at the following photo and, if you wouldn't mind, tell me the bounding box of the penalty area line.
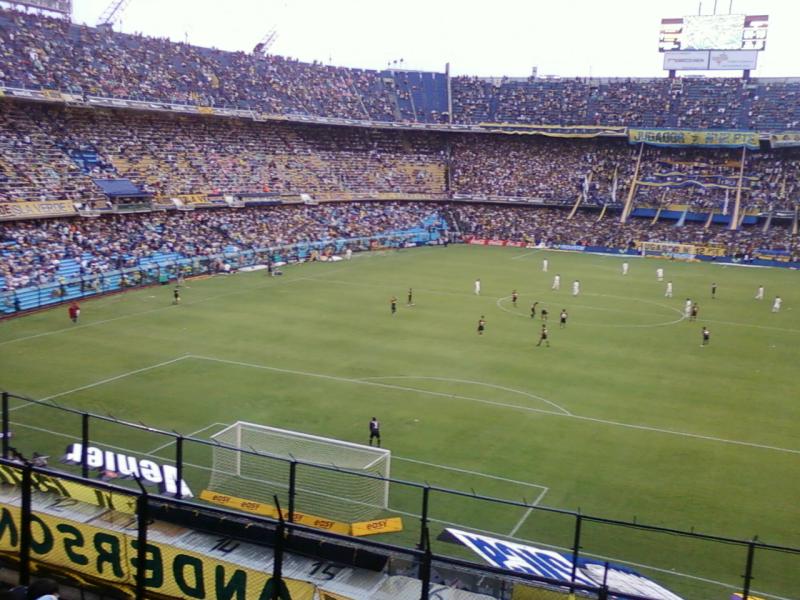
[146,422,229,455]
[10,355,193,413]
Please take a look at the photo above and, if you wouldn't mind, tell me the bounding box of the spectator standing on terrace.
[68,301,80,323]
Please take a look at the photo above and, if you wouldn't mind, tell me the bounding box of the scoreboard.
[658,14,768,71]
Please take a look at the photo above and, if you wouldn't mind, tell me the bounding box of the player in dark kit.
[512,290,518,307]
[559,309,568,328]
[530,302,538,319]
[407,288,414,306]
[390,296,397,315]
[537,324,550,347]
[690,303,699,321]
[68,301,80,323]
[711,283,717,299]
[701,326,710,346]
[369,417,381,447]
[173,287,180,305]
[477,316,486,335]
[541,308,548,321]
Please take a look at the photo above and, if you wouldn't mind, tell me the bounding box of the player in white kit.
[684,298,692,318]
[665,281,673,298]
[755,286,764,300]
[622,262,629,276]
[345,247,352,260]
[474,279,481,295]
[552,274,560,291]
[656,268,664,281]
[572,280,580,296]
[772,296,782,312]
[542,258,549,272]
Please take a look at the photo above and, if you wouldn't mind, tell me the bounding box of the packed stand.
[0,202,446,290]
[451,77,799,130]
[1,102,448,200]
[451,204,798,259]
[0,8,407,122]
[2,7,800,128]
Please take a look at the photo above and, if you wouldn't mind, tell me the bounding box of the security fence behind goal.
[210,421,390,522]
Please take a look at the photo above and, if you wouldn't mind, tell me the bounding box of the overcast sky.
[69,0,800,78]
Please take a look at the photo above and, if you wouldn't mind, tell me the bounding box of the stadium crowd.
[0,202,446,289]
[1,202,796,291]
[2,102,800,212]
[451,204,798,258]
[1,7,800,128]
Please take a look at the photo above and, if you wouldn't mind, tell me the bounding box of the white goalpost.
[638,241,698,261]
[209,422,391,522]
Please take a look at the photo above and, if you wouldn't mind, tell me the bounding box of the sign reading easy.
[63,443,193,498]
[446,528,684,600]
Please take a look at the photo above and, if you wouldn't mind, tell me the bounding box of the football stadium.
[0,1,798,599]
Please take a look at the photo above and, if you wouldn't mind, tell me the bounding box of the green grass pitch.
[1,245,798,599]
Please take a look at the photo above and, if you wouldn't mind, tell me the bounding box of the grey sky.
[69,0,799,78]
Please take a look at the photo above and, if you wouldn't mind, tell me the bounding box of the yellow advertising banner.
[197,106,215,115]
[0,200,77,221]
[199,489,277,517]
[0,504,316,600]
[350,517,403,537]
[200,489,350,535]
[0,464,137,514]
[628,128,760,149]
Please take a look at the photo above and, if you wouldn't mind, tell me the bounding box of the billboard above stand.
[662,50,758,71]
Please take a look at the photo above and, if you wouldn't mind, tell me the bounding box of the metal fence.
[1,391,798,600]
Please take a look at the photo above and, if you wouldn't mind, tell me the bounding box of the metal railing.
[1,391,798,600]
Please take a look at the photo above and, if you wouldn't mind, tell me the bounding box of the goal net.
[638,241,697,261]
[209,422,390,522]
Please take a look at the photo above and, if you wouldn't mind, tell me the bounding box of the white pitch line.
[192,355,800,456]
[302,276,483,299]
[510,249,541,260]
[508,486,549,537]
[495,293,687,329]
[146,422,228,455]
[10,355,192,412]
[395,456,548,491]
[363,375,570,416]
[189,354,569,417]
